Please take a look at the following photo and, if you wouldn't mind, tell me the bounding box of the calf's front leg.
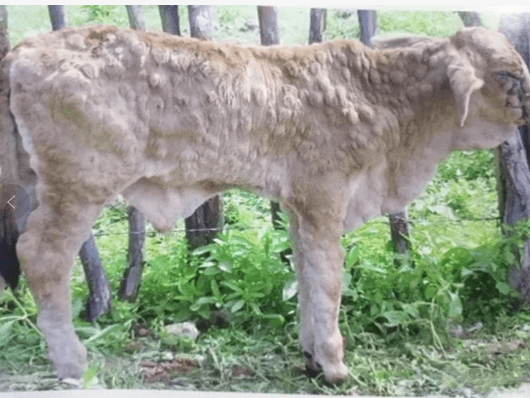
[290,209,348,383]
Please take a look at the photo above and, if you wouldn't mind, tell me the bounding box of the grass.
[2,5,530,396]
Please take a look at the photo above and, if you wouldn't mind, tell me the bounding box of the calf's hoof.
[304,351,348,383]
[47,333,87,382]
[61,378,82,389]
[322,361,349,384]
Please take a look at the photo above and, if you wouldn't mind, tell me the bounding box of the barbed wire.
[92,215,503,237]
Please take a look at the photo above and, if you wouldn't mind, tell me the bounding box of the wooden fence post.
[358,9,377,46]
[119,6,147,301]
[188,5,213,40]
[159,5,180,35]
[0,6,8,61]
[458,11,530,297]
[48,5,67,31]
[309,8,326,44]
[126,5,145,31]
[457,11,482,27]
[258,6,280,45]
[79,234,111,321]
[119,206,146,301]
[185,6,224,250]
[458,11,530,298]
[497,13,530,298]
[257,6,283,233]
[358,9,411,255]
[0,5,8,32]
[257,6,292,265]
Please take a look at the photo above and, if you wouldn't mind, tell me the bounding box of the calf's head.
[446,27,530,129]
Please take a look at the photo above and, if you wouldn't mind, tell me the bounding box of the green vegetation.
[1,5,530,396]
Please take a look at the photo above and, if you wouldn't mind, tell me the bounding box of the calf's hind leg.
[17,202,103,385]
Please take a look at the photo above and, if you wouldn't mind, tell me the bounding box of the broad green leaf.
[202,266,220,276]
[448,291,462,319]
[263,314,285,328]
[190,297,216,311]
[82,367,99,389]
[402,303,419,318]
[382,311,409,327]
[425,284,438,300]
[193,245,213,256]
[496,281,513,295]
[231,299,245,313]
[442,247,472,266]
[282,278,298,301]
[221,281,243,293]
[0,320,15,347]
[250,302,262,315]
[85,324,123,344]
[197,306,211,319]
[173,308,193,322]
[211,279,222,300]
[345,248,359,267]
[342,272,352,294]
[219,261,232,272]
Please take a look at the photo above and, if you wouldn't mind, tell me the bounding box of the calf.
[1,25,529,384]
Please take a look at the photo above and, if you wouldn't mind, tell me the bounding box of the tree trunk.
[48,5,67,31]
[185,195,224,249]
[457,11,482,27]
[460,11,530,298]
[497,133,530,298]
[188,5,213,40]
[126,5,145,31]
[116,7,147,300]
[496,13,530,298]
[256,5,291,264]
[119,207,146,301]
[358,9,410,256]
[159,5,180,35]
[0,6,9,61]
[258,6,280,45]
[257,5,281,229]
[389,210,411,254]
[309,8,326,44]
[0,5,8,32]
[79,234,111,321]
[357,10,377,46]
[185,5,223,251]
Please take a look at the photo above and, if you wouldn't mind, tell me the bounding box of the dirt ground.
[1,384,530,398]
[425,383,530,398]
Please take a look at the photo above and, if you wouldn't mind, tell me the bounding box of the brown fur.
[1,25,529,384]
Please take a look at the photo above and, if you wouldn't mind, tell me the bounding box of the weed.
[81,5,118,23]
[80,5,126,26]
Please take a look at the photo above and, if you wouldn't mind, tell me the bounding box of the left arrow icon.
[7,195,15,209]
[1,185,30,221]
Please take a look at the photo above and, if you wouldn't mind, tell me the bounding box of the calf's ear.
[446,48,484,127]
